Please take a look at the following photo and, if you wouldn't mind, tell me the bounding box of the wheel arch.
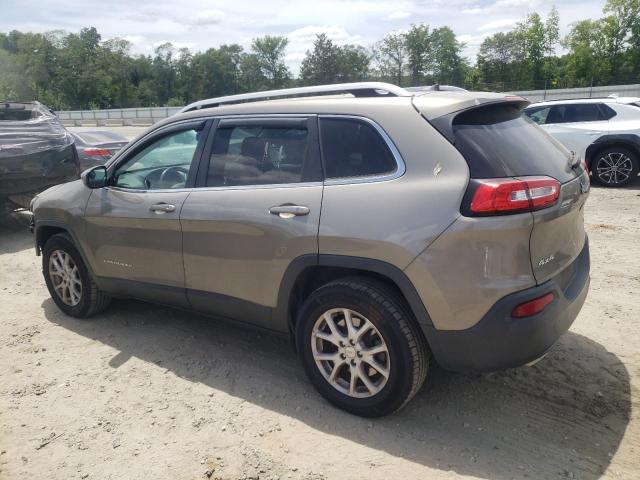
[35,221,97,280]
[276,254,434,337]
[585,134,640,170]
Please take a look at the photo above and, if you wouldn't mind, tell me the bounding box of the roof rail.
[179,82,411,113]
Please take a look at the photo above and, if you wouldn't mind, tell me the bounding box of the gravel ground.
[0,184,639,480]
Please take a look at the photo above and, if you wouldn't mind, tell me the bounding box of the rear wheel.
[296,277,429,417]
[43,233,111,318]
[592,146,639,187]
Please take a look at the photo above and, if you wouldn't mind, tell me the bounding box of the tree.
[601,0,640,81]
[430,27,467,86]
[403,24,431,85]
[375,32,407,85]
[299,34,370,85]
[337,44,370,82]
[300,34,341,85]
[477,31,518,90]
[250,35,290,89]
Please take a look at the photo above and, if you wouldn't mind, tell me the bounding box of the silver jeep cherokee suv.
[31,83,591,416]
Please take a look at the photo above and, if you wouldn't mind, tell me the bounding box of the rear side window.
[547,103,606,123]
[453,104,575,182]
[320,118,397,179]
[206,121,320,187]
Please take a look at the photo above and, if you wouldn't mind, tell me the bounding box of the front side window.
[320,118,397,179]
[525,107,551,125]
[206,123,313,187]
[114,128,201,189]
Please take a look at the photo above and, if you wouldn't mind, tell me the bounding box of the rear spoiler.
[417,96,530,144]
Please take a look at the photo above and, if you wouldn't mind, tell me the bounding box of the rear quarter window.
[320,118,397,179]
[453,104,575,183]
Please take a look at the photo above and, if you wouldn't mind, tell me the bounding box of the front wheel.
[592,146,639,187]
[296,278,429,417]
[43,233,111,318]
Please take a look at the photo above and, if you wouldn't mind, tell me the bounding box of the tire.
[42,233,111,318]
[591,146,639,188]
[296,277,429,417]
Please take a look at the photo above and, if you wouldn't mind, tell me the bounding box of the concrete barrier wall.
[55,84,640,126]
[507,83,640,103]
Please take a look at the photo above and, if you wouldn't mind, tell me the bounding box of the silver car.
[30,83,591,416]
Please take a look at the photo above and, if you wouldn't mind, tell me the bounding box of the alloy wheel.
[596,152,633,186]
[311,308,390,398]
[48,249,82,306]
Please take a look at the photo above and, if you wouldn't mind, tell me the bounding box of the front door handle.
[149,203,176,214]
[269,205,310,218]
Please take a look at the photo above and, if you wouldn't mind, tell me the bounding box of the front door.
[84,121,209,306]
[180,116,323,329]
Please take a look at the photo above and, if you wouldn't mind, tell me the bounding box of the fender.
[34,220,98,281]
[585,133,640,168]
[275,254,434,334]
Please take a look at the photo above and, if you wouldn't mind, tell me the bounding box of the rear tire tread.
[298,276,429,415]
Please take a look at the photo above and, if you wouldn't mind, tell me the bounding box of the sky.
[1,0,607,73]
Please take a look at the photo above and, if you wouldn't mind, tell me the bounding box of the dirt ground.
[0,184,639,480]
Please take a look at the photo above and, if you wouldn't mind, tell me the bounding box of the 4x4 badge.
[538,254,555,267]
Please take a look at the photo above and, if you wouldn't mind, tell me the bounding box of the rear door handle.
[269,205,310,218]
[149,203,176,213]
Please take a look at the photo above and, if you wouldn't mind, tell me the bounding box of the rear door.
[84,120,209,306]
[543,103,612,159]
[180,116,323,330]
[452,103,589,283]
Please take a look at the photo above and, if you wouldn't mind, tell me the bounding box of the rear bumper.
[425,236,590,372]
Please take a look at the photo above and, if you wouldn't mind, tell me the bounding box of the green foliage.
[2,1,640,110]
[299,34,370,85]
[477,1,640,90]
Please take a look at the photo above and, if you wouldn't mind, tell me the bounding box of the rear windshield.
[453,104,576,183]
[0,105,34,121]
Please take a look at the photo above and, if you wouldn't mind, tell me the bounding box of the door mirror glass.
[82,165,108,189]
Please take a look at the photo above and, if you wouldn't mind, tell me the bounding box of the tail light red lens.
[468,176,560,215]
[83,148,111,157]
[511,292,555,318]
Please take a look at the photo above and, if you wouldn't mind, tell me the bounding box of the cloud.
[387,10,412,20]
[463,0,540,15]
[182,9,225,26]
[457,32,494,48]
[477,18,519,31]
[288,25,361,45]
[0,0,607,72]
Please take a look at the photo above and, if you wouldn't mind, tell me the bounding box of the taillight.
[512,292,555,318]
[467,176,560,215]
[83,147,111,157]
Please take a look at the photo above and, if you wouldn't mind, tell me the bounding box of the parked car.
[31,83,590,416]
[0,101,79,209]
[524,97,640,187]
[70,130,129,171]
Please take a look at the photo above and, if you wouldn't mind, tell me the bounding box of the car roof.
[526,96,640,108]
[164,88,526,129]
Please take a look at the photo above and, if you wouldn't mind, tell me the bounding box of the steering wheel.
[158,166,189,188]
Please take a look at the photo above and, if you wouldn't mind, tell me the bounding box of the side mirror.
[81,165,108,189]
